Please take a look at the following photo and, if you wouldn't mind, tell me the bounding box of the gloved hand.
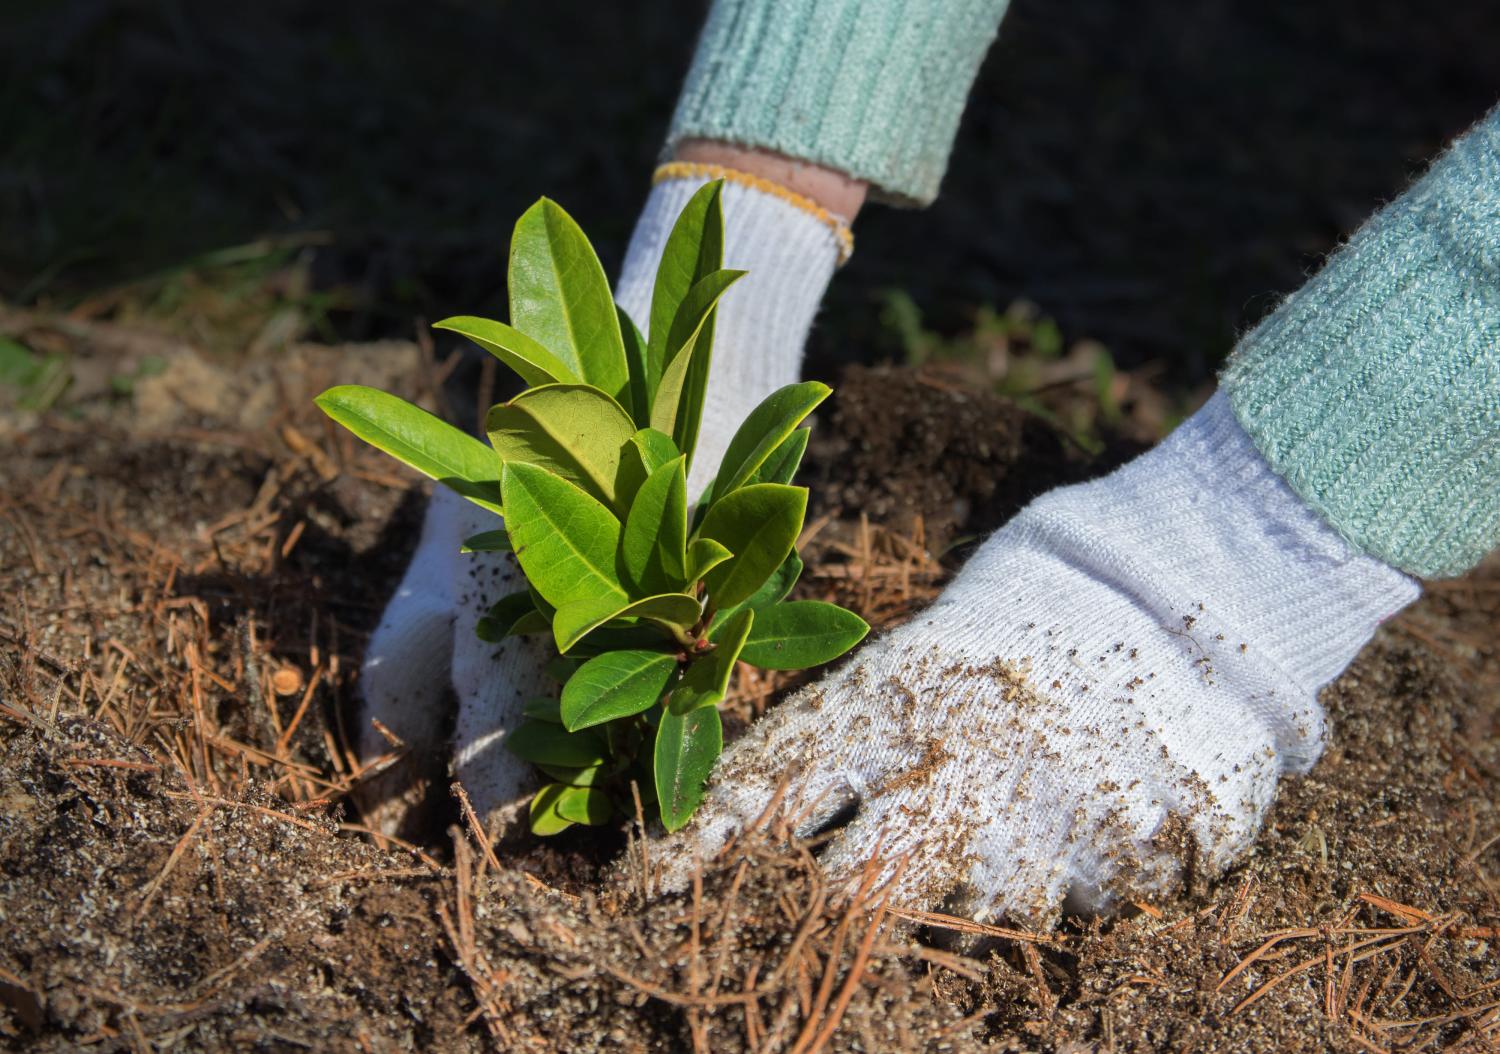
[654,393,1419,921]
[355,169,848,834]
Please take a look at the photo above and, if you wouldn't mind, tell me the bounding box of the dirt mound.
[808,363,1126,554]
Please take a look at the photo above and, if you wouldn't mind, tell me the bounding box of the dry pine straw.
[1,360,1499,1051]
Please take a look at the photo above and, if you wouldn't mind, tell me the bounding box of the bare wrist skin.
[673,139,868,224]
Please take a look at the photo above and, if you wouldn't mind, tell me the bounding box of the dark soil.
[808,364,1139,555]
[2,351,1497,1051]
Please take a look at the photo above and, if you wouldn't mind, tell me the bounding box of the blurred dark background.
[4,0,1498,389]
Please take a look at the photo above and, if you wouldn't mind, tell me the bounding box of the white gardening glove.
[655,393,1420,922]
[355,171,847,833]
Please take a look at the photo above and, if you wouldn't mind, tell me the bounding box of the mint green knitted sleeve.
[666,0,1009,206]
[1223,107,1500,579]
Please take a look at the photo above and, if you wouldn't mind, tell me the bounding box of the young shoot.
[317,183,867,833]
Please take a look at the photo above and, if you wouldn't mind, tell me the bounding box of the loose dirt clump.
[808,364,1122,555]
[1,340,1497,1051]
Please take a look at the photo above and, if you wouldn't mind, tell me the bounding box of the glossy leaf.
[486,384,635,509]
[654,704,723,833]
[506,720,607,768]
[648,181,724,390]
[315,386,500,513]
[669,608,753,715]
[649,269,746,460]
[684,538,732,586]
[539,762,607,787]
[615,427,680,511]
[529,784,574,835]
[545,654,583,684]
[631,428,680,472]
[502,462,625,609]
[695,484,807,610]
[572,623,673,654]
[460,529,512,554]
[620,456,688,594]
[618,306,650,426]
[561,649,679,731]
[508,610,550,636]
[475,591,537,642]
[712,551,802,632]
[508,198,629,400]
[523,697,563,723]
[747,427,810,486]
[433,316,579,387]
[748,551,803,610]
[552,592,701,654]
[706,382,830,504]
[740,601,870,670]
[555,785,614,825]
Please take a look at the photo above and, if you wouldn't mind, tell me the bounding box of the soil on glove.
[1,345,1497,1052]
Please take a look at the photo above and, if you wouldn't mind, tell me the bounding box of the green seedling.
[0,338,70,412]
[317,184,868,833]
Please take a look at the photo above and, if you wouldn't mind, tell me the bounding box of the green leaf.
[554,785,615,825]
[507,610,551,636]
[475,591,537,642]
[523,697,563,723]
[620,456,688,594]
[706,382,830,504]
[747,427,810,486]
[740,601,870,670]
[552,592,702,654]
[614,427,680,511]
[502,462,625,609]
[506,720,607,768]
[538,762,607,787]
[561,649,679,731]
[0,338,69,410]
[315,386,501,513]
[546,655,583,683]
[685,538,733,586]
[748,551,803,610]
[508,198,629,400]
[529,784,575,835]
[572,623,673,654]
[648,269,746,461]
[654,705,723,833]
[460,529,512,554]
[486,384,635,509]
[669,608,752,714]
[648,181,725,393]
[618,306,651,426]
[433,316,580,387]
[695,484,807,610]
[631,427,680,471]
[711,551,802,633]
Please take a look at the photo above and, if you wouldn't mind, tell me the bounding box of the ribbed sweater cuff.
[666,0,1008,207]
[1222,106,1500,579]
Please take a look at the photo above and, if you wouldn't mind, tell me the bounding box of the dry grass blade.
[436,829,514,1045]
[886,906,1062,946]
[452,780,502,873]
[1229,932,1424,1016]
[133,805,211,919]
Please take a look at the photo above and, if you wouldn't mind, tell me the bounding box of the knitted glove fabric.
[1224,105,1500,579]
[355,172,845,833]
[656,394,1419,920]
